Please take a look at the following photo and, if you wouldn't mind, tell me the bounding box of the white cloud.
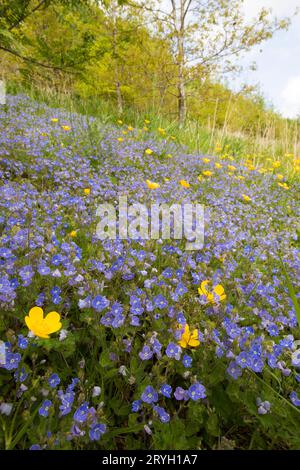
[281,76,300,118]
[238,0,300,117]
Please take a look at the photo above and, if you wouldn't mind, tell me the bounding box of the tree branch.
[8,0,48,32]
[0,45,77,73]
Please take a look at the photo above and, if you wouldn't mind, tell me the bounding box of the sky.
[158,0,300,118]
[237,0,300,118]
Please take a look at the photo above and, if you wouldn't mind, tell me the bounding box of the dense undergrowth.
[0,94,300,450]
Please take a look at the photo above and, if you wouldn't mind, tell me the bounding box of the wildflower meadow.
[0,93,300,451]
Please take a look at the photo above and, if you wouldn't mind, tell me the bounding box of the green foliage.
[1,0,299,156]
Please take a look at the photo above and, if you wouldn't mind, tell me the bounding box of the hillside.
[0,94,300,450]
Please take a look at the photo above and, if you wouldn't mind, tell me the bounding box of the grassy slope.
[0,93,300,450]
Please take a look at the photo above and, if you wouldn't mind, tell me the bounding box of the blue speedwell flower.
[132,400,142,412]
[14,367,28,383]
[153,405,170,423]
[166,342,182,360]
[160,384,172,398]
[58,391,75,416]
[4,352,21,371]
[257,398,271,414]
[39,400,52,418]
[29,445,42,450]
[153,294,168,310]
[91,295,109,312]
[89,423,107,441]
[174,387,188,401]
[139,345,153,360]
[141,386,158,404]
[290,391,300,407]
[182,354,192,368]
[17,335,28,350]
[73,402,90,423]
[48,373,60,388]
[188,383,206,401]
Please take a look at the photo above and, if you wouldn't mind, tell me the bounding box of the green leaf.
[279,256,300,328]
[100,350,112,368]
[206,414,219,437]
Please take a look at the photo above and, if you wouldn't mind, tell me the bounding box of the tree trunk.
[115,77,123,114]
[112,5,123,115]
[178,62,186,126]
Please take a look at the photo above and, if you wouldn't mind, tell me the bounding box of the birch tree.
[139,0,291,125]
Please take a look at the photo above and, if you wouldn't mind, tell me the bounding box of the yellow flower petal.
[198,280,209,297]
[44,312,62,334]
[179,179,190,188]
[188,338,200,347]
[214,284,226,301]
[190,329,198,340]
[178,338,188,348]
[34,330,50,339]
[25,315,33,331]
[178,324,200,348]
[146,179,160,189]
[28,306,44,322]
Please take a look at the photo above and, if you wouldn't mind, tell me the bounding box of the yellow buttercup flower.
[242,194,251,202]
[145,148,153,155]
[166,154,173,158]
[117,137,123,142]
[179,179,190,188]
[203,158,210,163]
[272,161,281,168]
[117,119,123,125]
[146,179,160,189]
[278,182,289,190]
[25,307,62,339]
[202,170,213,177]
[215,162,222,169]
[62,125,71,131]
[127,125,134,131]
[69,230,77,238]
[228,165,236,172]
[51,118,58,123]
[178,324,200,349]
[144,119,150,124]
[84,188,91,195]
[198,280,226,303]
[276,174,284,180]
[246,164,256,171]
